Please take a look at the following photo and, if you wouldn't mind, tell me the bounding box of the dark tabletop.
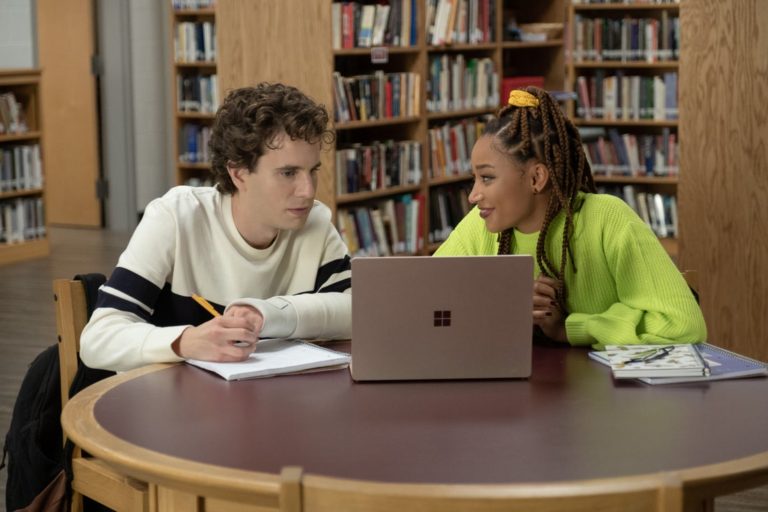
[94,342,768,484]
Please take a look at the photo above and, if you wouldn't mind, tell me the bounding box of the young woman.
[435,87,706,347]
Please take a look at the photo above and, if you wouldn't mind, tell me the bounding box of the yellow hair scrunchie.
[508,89,540,108]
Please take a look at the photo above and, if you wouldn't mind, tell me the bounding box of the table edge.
[61,363,768,498]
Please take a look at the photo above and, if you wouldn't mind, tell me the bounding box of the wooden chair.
[298,471,683,512]
[682,270,700,304]
[53,278,149,512]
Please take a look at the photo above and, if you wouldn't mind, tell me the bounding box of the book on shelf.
[186,338,350,381]
[589,344,710,379]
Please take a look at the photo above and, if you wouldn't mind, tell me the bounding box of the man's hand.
[532,275,568,343]
[224,304,265,333]
[173,314,261,361]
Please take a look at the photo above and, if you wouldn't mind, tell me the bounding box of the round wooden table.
[62,342,768,510]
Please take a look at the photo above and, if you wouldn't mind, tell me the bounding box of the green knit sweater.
[434,192,707,347]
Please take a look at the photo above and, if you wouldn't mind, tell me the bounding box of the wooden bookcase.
[169,1,218,186]
[201,0,567,256]
[0,69,50,265]
[566,0,681,259]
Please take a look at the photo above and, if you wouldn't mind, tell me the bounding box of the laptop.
[351,255,533,381]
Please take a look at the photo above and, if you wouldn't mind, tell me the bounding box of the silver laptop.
[351,255,533,381]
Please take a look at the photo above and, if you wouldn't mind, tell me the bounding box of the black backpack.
[2,273,114,512]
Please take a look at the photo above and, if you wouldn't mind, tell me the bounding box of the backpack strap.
[73,273,107,319]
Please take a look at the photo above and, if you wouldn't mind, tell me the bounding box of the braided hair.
[488,87,596,311]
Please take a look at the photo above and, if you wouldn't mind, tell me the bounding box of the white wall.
[129,0,173,213]
[0,0,35,68]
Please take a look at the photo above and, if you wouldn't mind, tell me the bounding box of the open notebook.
[186,339,350,380]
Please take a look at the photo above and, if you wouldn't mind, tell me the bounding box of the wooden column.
[216,0,335,207]
[37,0,102,227]
[679,0,768,360]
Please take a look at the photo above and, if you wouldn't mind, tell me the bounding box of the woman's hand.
[532,275,568,343]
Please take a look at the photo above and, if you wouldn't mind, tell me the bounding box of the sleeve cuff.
[141,325,188,364]
[226,297,298,338]
[565,312,594,346]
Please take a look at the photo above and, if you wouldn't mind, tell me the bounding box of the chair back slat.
[53,278,88,410]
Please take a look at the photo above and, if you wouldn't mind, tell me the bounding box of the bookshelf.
[170,1,218,186]
[210,0,566,256]
[0,69,49,266]
[566,0,681,258]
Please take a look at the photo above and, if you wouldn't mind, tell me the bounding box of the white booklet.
[589,344,710,379]
[186,339,350,381]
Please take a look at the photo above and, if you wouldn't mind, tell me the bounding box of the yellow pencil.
[192,293,221,317]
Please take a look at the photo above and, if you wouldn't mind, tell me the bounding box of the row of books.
[0,197,45,244]
[336,140,422,195]
[426,55,499,113]
[581,127,678,176]
[1,144,43,192]
[337,194,424,256]
[332,71,420,123]
[426,0,494,46]
[428,184,471,243]
[171,0,214,9]
[178,123,211,164]
[572,14,679,62]
[174,21,216,63]
[428,116,490,179]
[575,72,677,121]
[0,93,29,135]
[331,1,417,49]
[599,185,677,238]
[177,74,218,113]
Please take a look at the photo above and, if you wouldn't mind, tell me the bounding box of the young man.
[80,83,351,371]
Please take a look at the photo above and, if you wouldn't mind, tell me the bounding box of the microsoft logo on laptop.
[433,310,451,327]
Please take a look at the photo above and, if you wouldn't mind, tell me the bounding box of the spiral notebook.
[590,343,768,385]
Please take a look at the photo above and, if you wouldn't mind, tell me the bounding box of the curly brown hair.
[485,86,596,311]
[208,83,335,194]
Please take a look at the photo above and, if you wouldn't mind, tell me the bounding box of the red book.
[384,79,393,118]
[342,3,355,49]
[500,76,545,107]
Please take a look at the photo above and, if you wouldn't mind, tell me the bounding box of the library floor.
[1,227,767,511]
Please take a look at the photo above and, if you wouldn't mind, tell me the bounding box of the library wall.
[679,0,768,361]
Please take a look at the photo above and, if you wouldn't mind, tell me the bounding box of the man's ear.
[529,162,550,194]
[227,164,248,192]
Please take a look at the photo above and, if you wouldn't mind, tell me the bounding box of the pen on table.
[192,293,220,317]
[622,346,674,365]
[693,343,712,376]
